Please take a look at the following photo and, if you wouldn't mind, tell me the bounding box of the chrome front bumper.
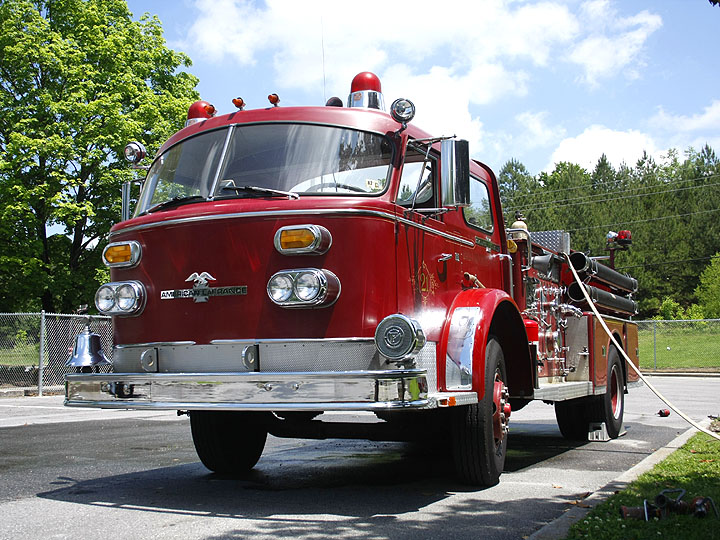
[64,369,431,411]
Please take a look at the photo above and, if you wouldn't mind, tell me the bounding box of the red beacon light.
[185,100,216,127]
[268,93,280,107]
[617,230,632,246]
[348,71,385,111]
[232,97,245,110]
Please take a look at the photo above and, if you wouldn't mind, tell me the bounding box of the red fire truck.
[66,72,640,486]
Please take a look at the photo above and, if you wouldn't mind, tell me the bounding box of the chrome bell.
[66,325,110,367]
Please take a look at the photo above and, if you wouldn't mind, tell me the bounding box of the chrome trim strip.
[207,125,235,200]
[115,341,196,349]
[209,337,374,345]
[69,369,420,381]
[111,208,474,247]
[64,400,430,411]
[65,369,431,411]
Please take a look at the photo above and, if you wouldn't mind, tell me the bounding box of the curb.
[0,385,64,398]
[527,420,708,540]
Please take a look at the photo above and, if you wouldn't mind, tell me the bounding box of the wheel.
[189,411,268,475]
[592,347,625,438]
[451,337,510,486]
[554,398,592,440]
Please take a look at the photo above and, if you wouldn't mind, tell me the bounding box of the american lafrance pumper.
[66,72,640,486]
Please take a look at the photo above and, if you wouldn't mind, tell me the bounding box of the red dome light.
[350,72,382,93]
[185,100,216,127]
[187,100,215,120]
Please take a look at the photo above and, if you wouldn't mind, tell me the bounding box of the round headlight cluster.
[95,281,146,316]
[267,269,340,308]
[375,314,426,362]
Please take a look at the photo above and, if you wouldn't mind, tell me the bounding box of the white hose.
[563,252,720,442]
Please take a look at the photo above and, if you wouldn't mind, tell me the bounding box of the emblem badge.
[160,271,247,302]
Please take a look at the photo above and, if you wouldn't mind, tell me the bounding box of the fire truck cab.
[66,73,640,486]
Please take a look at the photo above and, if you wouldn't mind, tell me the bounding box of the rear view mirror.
[441,139,470,207]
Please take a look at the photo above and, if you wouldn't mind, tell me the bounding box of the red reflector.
[524,319,539,342]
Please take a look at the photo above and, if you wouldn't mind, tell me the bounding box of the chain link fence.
[1,313,718,394]
[0,312,113,394]
[637,319,720,372]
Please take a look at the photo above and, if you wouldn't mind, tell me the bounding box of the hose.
[563,252,720,442]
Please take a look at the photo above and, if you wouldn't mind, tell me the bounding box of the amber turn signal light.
[274,225,331,255]
[102,241,141,268]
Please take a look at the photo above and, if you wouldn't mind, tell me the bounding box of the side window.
[464,176,494,232]
[397,145,437,208]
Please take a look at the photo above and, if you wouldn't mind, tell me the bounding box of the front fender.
[438,288,523,398]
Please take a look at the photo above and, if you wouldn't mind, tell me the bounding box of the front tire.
[189,411,268,475]
[452,337,510,486]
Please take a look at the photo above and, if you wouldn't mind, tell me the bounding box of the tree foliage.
[0,0,199,312]
[696,254,720,318]
[499,145,720,317]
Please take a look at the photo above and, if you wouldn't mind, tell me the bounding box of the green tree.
[0,0,199,312]
[696,254,720,318]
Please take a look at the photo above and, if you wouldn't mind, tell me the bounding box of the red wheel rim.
[610,365,621,419]
[492,374,510,442]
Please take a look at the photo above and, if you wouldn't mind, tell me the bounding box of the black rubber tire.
[451,337,508,486]
[554,398,592,440]
[189,411,268,475]
[592,347,625,438]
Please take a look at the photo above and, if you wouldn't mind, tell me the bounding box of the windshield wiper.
[221,184,300,200]
[144,195,206,214]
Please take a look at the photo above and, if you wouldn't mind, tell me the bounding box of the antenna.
[321,16,326,102]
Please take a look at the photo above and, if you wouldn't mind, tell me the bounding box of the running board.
[533,381,593,401]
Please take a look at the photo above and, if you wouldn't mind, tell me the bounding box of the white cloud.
[650,100,720,132]
[547,125,659,171]
[383,65,486,155]
[184,0,579,100]
[180,0,666,172]
[514,111,567,149]
[569,1,662,85]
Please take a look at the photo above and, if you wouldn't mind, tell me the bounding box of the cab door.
[395,146,465,343]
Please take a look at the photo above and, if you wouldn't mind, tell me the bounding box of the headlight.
[116,283,141,311]
[95,285,116,312]
[295,271,321,301]
[95,281,146,316]
[267,269,340,308]
[268,274,294,302]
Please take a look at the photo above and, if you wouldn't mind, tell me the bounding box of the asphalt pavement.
[0,375,717,540]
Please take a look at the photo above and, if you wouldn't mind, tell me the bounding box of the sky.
[125,0,720,176]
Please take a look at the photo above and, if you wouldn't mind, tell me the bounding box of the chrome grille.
[259,340,376,372]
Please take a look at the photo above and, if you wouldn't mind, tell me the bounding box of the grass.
[0,343,40,367]
[638,325,720,371]
[565,426,720,540]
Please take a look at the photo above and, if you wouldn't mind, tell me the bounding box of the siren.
[348,72,385,111]
[185,100,216,127]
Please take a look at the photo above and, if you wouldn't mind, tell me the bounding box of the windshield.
[135,124,393,215]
